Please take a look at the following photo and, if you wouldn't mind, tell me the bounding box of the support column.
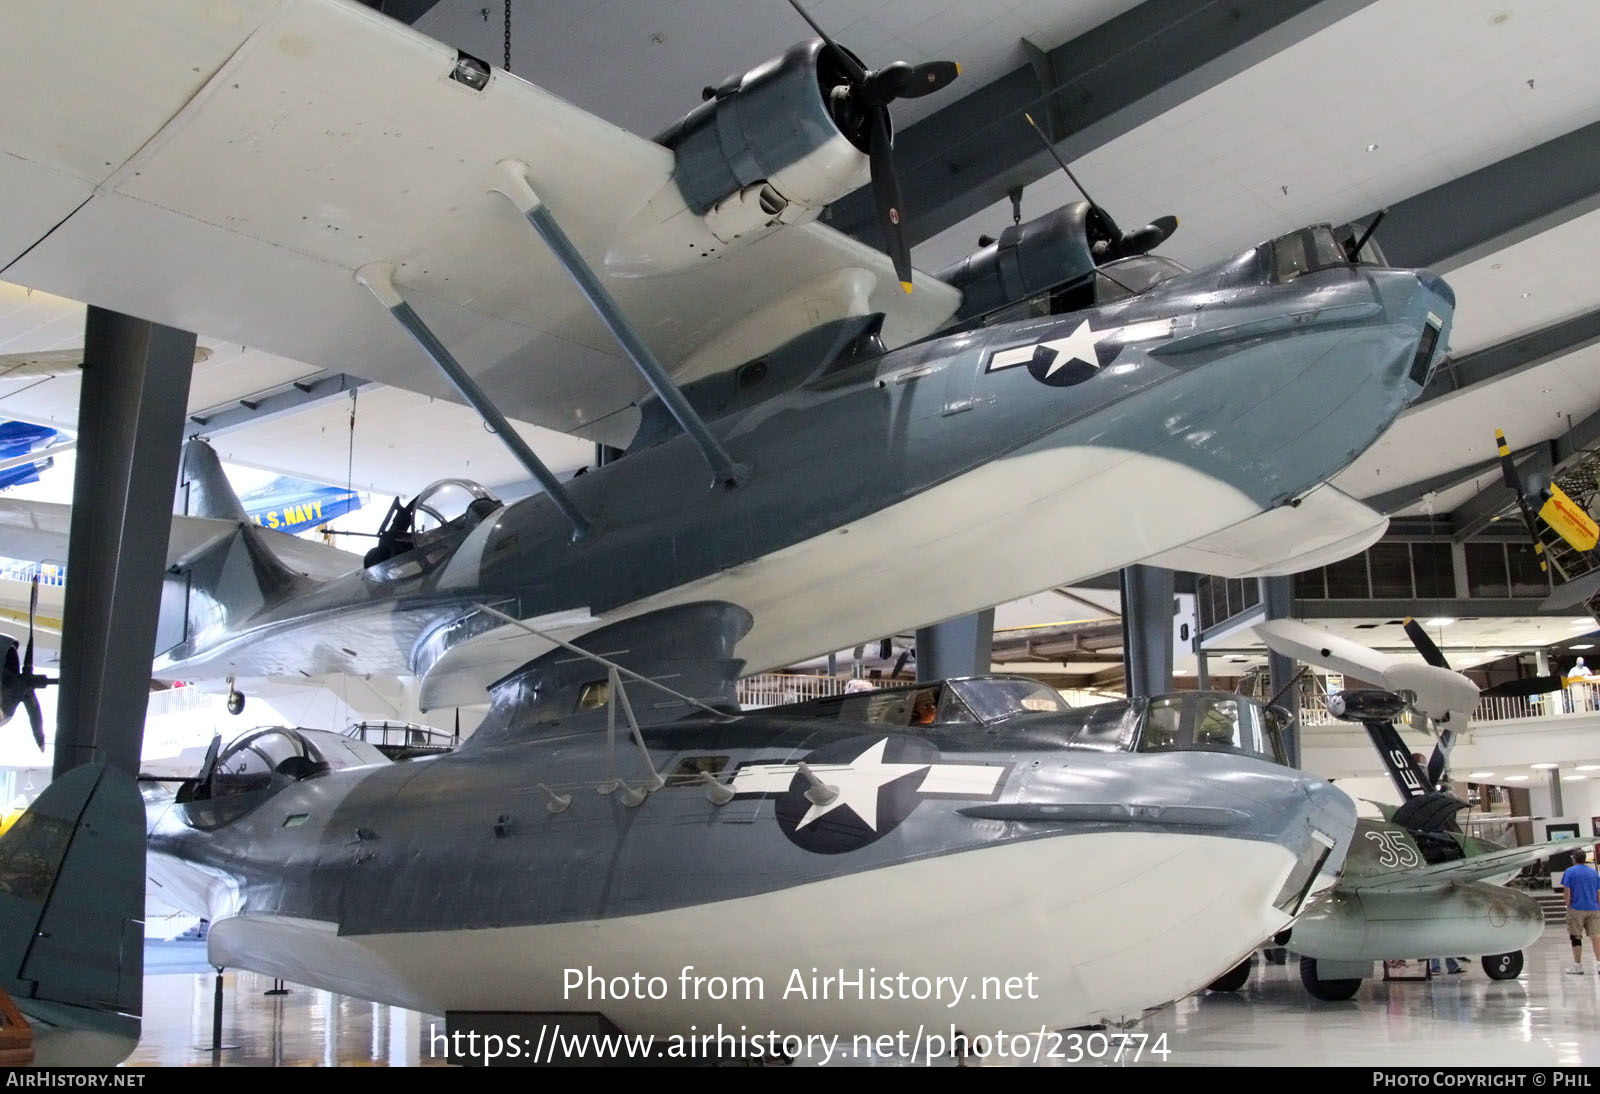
[1120,565,1174,699]
[1261,575,1300,768]
[1548,767,1565,817]
[54,308,195,779]
[915,610,995,683]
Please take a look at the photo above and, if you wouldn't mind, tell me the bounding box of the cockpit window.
[952,678,1069,722]
[1093,255,1189,306]
[820,677,1062,728]
[1269,225,1347,283]
[1136,693,1277,761]
[364,478,501,573]
[212,728,330,798]
[409,479,501,536]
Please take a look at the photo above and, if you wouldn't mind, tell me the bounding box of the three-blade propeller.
[2,574,54,750]
[788,0,959,291]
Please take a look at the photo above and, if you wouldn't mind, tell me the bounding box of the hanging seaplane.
[0,0,1453,1063]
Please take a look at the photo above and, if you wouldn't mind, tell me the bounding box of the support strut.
[486,159,746,489]
[355,261,593,542]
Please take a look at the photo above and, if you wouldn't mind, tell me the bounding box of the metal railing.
[0,559,65,587]
[1295,681,1600,726]
[736,673,852,709]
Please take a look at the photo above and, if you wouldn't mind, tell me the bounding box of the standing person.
[1562,848,1600,974]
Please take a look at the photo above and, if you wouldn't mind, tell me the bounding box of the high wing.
[1344,838,1575,894]
[0,0,960,447]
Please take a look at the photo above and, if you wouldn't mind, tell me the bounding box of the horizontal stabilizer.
[0,763,144,1065]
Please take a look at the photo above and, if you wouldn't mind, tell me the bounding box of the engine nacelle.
[933,203,1102,323]
[657,40,870,221]
[607,41,869,276]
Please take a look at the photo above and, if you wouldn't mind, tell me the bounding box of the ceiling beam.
[1450,444,1553,542]
[1360,458,1499,517]
[186,372,372,438]
[1415,304,1600,408]
[1356,308,1600,515]
[356,0,443,25]
[824,0,1378,248]
[1366,120,1600,272]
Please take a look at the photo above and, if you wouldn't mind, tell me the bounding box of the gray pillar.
[1261,575,1300,768]
[1548,767,1565,817]
[1120,565,1174,698]
[54,308,195,779]
[915,610,995,683]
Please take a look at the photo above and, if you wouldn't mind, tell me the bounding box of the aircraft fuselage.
[146,687,1356,1034]
[152,247,1452,707]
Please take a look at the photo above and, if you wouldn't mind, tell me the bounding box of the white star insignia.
[795,738,931,831]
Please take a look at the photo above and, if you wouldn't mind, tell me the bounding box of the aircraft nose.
[1417,268,1455,309]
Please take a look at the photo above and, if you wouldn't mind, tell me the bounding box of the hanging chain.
[503,1,512,72]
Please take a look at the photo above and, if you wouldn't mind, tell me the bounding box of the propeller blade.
[1481,675,1567,698]
[22,691,42,751]
[1496,428,1520,491]
[868,59,960,100]
[1426,727,1454,789]
[1401,617,1451,669]
[786,0,866,84]
[1113,215,1179,258]
[23,573,37,676]
[866,106,912,292]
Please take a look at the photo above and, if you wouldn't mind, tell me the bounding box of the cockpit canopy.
[776,680,1285,765]
[797,676,1069,728]
[176,726,389,829]
[364,478,502,573]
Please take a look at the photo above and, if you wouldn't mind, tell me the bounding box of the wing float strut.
[487,160,746,490]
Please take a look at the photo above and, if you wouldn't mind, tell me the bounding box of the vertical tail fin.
[160,440,304,655]
[174,438,249,521]
[0,763,144,1065]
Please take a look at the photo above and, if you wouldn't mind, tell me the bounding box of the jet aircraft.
[0,0,1452,1063]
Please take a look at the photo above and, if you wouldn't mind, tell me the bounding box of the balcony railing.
[1295,682,1600,726]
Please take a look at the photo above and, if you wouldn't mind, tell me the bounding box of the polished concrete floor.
[125,927,1600,1066]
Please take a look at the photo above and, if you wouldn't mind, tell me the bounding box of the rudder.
[0,763,144,1065]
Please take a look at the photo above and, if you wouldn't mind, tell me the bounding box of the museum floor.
[124,928,1600,1067]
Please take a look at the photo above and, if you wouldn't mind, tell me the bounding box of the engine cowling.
[607,41,871,276]
[657,39,872,224]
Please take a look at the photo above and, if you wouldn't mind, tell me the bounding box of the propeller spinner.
[788,0,959,291]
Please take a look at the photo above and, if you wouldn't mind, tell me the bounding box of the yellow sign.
[1539,483,1599,552]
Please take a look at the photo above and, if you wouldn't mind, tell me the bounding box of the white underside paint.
[424,441,1263,706]
[208,831,1298,1033]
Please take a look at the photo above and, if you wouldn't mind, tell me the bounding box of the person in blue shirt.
[1561,848,1600,974]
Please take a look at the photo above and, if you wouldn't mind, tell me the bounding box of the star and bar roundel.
[728,735,1012,854]
[985,317,1175,387]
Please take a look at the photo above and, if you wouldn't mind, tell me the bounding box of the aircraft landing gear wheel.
[1206,953,1255,992]
[226,689,245,716]
[1299,956,1361,1001]
[1483,951,1523,980]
